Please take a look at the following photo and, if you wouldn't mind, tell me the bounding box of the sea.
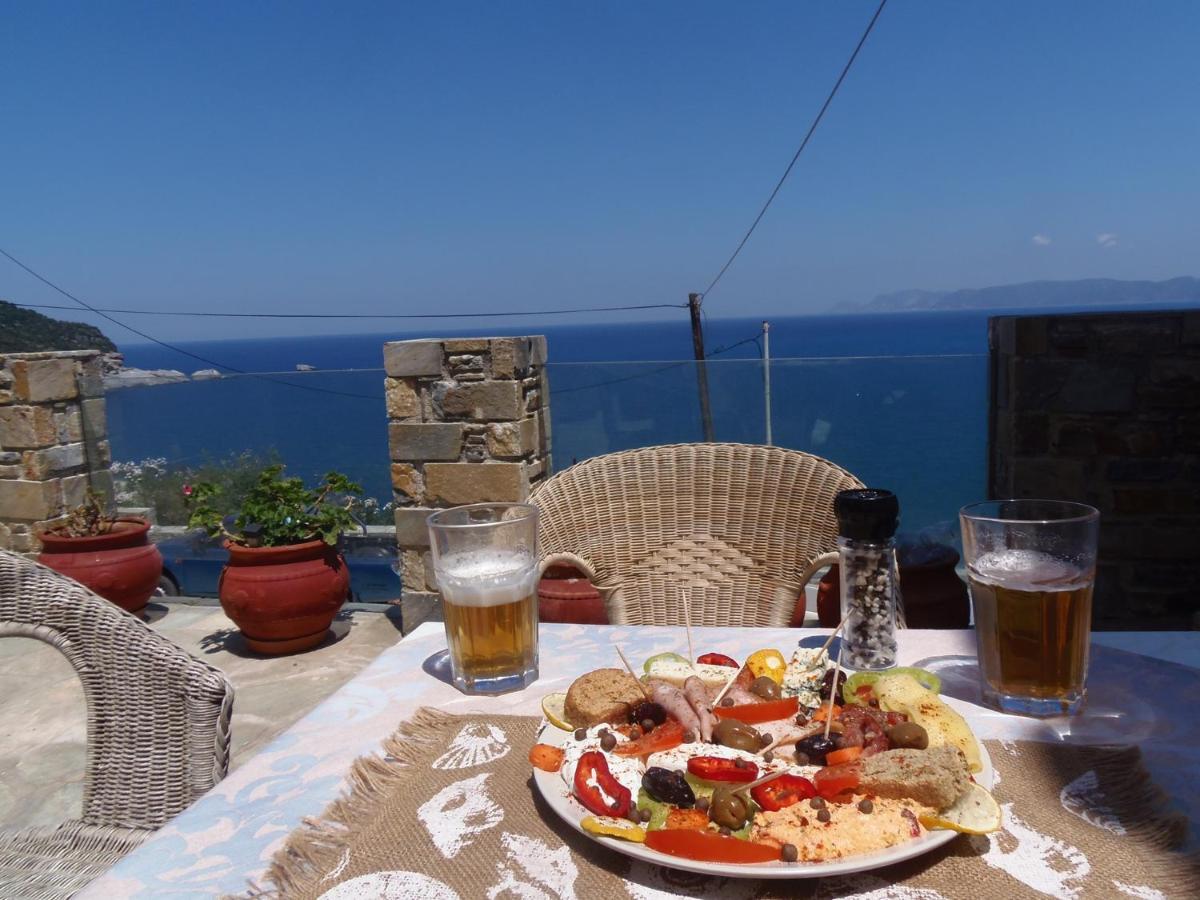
[104,305,1160,539]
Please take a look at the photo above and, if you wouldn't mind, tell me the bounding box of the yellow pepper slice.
[746,649,787,685]
[581,815,647,842]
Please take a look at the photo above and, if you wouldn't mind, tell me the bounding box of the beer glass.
[428,503,539,694]
[960,500,1099,717]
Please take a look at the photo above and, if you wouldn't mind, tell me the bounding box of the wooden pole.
[689,293,715,441]
[762,320,772,446]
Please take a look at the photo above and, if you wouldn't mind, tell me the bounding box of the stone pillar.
[0,350,112,553]
[384,336,551,629]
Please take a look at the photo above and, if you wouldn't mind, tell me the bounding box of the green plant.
[49,489,119,537]
[186,464,363,547]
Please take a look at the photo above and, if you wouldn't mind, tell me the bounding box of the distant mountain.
[849,276,1200,313]
[0,300,117,353]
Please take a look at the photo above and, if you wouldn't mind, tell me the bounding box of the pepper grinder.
[834,488,903,670]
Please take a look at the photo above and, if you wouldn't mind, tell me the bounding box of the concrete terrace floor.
[0,599,402,830]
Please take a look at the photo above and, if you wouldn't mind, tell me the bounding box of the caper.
[709,786,751,830]
[713,718,761,753]
[886,721,929,750]
[750,675,782,700]
[600,732,617,752]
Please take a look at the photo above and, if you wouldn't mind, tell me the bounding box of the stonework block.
[79,358,105,398]
[486,416,539,458]
[401,548,427,592]
[424,462,528,505]
[0,390,12,405]
[444,339,489,353]
[0,406,57,449]
[490,338,530,379]
[11,529,35,553]
[55,408,83,443]
[61,473,89,510]
[11,358,78,403]
[0,465,20,479]
[390,462,424,502]
[0,478,61,521]
[22,443,86,479]
[440,381,522,421]
[400,591,442,632]
[383,340,444,377]
[394,507,433,547]
[0,522,9,551]
[389,423,464,461]
[385,378,422,419]
[530,335,548,366]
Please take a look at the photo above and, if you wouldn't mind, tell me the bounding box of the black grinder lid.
[834,488,900,541]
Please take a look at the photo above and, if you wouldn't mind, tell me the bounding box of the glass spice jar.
[835,489,902,670]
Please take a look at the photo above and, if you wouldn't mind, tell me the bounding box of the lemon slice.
[581,815,646,842]
[541,692,574,731]
[919,782,1002,834]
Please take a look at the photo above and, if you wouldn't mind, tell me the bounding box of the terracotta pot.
[537,567,608,625]
[816,544,971,629]
[38,517,162,613]
[219,539,349,655]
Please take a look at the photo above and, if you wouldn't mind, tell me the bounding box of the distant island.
[0,299,117,353]
[847,276,1200,313]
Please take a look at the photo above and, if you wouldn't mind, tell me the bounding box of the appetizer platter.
[529,643,999,879]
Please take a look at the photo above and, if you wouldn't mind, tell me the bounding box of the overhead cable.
[9,301,687,319]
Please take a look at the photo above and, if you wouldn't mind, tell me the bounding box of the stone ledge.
[389,423,464,461]
[383,340,443,377]
[424,462,527,505]
[440,381,522,421]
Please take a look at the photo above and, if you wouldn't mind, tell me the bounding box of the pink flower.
[182,484,193,497]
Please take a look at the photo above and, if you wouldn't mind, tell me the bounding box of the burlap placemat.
[249,710,1199,899]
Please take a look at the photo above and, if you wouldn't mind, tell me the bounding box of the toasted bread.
[564,668,645,728]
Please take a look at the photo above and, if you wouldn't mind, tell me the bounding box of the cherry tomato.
[612,719,684,757]
[712,696,799,725]
[644,829,780,863]
[573,750,632,818]
[687,755,759,783]
[750,774,817,811]
[697,652,739,668]
[813,763,861,800]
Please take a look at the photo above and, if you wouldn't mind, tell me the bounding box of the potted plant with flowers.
[37,489,163,614]
[186,464,363,654]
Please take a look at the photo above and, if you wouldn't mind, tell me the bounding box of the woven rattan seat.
[0,551,234,899]
[532,443,864,626]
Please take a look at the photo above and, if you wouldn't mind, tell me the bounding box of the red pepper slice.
[813,763,861,800]
[687,755,760,783]
[750,774,817,811]
[612,719,684,757]
[573,750,632,818]
[712,696,799,724]
[697,652,739,668]
[644,829,780,864]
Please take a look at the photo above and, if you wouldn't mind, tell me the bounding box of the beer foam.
[435,550,537,608]
[969,549,1092,592]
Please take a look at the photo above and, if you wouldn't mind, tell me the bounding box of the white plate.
[532,697,994,880]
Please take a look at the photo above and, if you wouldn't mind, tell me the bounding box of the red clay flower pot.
[538,566,608,625]
[38,517,162,614]
[219,539,349,655]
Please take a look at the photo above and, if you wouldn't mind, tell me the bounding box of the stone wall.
[989,310,1200,628]
[384,336,551,627]
[0,351,112,552]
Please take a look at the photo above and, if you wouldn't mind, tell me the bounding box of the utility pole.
[762,320,773,446]
[688,293,715,441]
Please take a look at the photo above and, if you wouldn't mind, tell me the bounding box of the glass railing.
[106,353,986,536]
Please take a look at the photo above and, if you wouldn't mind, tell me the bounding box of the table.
[80,624,1200,899]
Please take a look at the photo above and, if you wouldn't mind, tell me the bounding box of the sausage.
[648,679,703,736]
[723,685,762,706]
[683,675,718,742]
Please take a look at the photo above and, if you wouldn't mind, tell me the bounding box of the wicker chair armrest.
[797,550,839,590]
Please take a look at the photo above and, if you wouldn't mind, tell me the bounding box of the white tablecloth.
[80,624,1200,899]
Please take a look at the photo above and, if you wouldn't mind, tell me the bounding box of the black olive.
[641,767,695,808]
[819,669,847,702]
[795,734,837,766]
[630,701,668,726]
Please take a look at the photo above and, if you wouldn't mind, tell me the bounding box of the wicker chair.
[0,551,234,899]
[532,443,864,627]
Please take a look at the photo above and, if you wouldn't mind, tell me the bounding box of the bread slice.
[563,668,645,728]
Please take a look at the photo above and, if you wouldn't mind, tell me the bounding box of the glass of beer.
[427,503,539,694]
[960,500,1099,717]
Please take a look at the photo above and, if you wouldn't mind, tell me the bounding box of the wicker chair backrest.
[531,443,864,627]
[0,551,233,830]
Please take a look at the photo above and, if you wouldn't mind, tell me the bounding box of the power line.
[9,301,687,319]
[0,246,382,401]
[698,0,889,301]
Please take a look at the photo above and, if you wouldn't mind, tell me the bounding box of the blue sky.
[2,0,1198,342]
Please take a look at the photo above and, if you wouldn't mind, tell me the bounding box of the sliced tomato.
[528,743,565,773]
[712,696,798,724]
[573,750,632,818]
[612,719,684,757]
[825,746,863,766]
[644,828,780,864]
[813,763,861,800]
[697,652,739,668]
[687,755,759,783]
[750,774,817,811]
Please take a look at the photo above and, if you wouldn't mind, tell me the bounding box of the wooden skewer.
[711,665,740,706]
[615,646,653,700]
[682,589,697,672]
[758,721,824,757]
[823,644,844,742]
[811,611,852,665]
[743,767,789,792]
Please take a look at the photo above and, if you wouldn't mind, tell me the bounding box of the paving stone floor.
[0,600,402,830]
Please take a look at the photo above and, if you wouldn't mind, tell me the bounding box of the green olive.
[886,721,929,750]
[750,675,782,701]
[708,786,751,830]
[713,718,761,753]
